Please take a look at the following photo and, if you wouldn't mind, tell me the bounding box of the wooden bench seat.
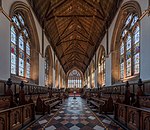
[43,97,62,114]
[88,97,105,113]
[87,96,114,113]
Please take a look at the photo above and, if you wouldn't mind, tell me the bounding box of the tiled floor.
[27,97,123,130]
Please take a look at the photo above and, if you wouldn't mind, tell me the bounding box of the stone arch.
[67,67,83,78]
[55,60,59,88]
[111,1,141,84]
[97,45,105,87]
[90,60,95,88]
[60,68,63,88]
[45,45,53,87]
[9,1,40,84]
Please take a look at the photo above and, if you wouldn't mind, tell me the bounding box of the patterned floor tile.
[38,119,47,125]
[76,123,85,128]
[54,116,61,120]
[102,119,111,124]
[69,125,80,130]
[80,120,89,125]
[71,116,78,120]
[64,123,74,128]
[93,125,105,130]
[45,126,56,130]
[85,111,91,113]
[59,111,64,114]
[88,116,96,120]
[71,120,79,125]
[60,120,69,125]
[27,97,124,130]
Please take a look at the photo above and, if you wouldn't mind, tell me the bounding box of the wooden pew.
[0,103,34,130]
[0,96,11,110]
[87,97,105,113]
[35,96,50,114]
[43,97,62,114]
[36,92,63,115]
[114,102,150,130]
[86,90,114,113]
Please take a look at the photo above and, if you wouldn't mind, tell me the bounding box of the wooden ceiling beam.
[28,0,122,73]
[60,51,74,58]
[76,30,95,46]
[62,53,74,63]
[74,44,85,54]
[65,63,84,72]
[63,59,86,66]
[77,42,86,52]
[75,16,96,48]
[82,0,105,18]
[46,14,104,21]
[43,2,51,18]
[58,18,73,37]
[74,56,87,66]
[56,39,89,46]
[61,50,89,59]
[55,29,74,46]
[74,63,84,70]
[75,16,89,36]
[61,43,73,54]
[76,53,88,61]
[98,1,105,17]
[45,0,68,18]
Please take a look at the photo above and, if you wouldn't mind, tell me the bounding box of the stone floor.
[27,97,123,130]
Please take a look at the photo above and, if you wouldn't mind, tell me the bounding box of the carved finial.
[7,78,12,88]
[137,78,144,96]
[20,81,24,89]
[138,78,143,87]
[125,81,129,88]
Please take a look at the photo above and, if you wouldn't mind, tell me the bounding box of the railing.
[0,103,35,130]
[0,79,48,96]
[114,103,150,130]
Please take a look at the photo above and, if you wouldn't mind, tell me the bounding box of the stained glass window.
[45,51,49,86]
[18,14,24,25]
[11,26,17,74]
[119,14,140,80]
[68,70,82,88]
[23,29,29,37]
[98,48,105,86]
[133,26,140,74]
[12,16,20,28]
[11,13,31,78]
[26,42,30,78]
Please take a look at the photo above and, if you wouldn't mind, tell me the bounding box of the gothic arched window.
[11,14,31,78]
[119,14,140,79]
[45,52,49,86]
[68,70,82,88]
[98,47,105,86]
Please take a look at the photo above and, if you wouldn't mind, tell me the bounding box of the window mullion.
[124,39,127,79]
[16,32,19,76]
[131,32,134,76]
[24,38,27,78]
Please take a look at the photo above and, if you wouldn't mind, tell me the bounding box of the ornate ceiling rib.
[28,0,123,73]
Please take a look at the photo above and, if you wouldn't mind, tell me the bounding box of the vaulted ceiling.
[28,0,122,73]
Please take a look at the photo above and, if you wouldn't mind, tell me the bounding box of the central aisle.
[28,97,122,130]
[43,97,105,130]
